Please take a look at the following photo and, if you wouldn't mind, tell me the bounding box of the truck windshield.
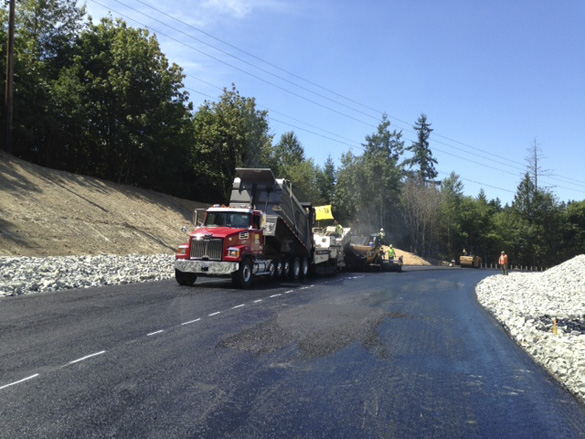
[205,212,251,228]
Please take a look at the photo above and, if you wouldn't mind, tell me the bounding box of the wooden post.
[4,0,16,154]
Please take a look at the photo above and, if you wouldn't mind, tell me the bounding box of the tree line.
[2,0,584,268]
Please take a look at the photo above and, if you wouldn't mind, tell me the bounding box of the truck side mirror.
[193,208,207,227]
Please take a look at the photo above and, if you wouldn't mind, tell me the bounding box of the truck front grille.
[191,238,223,260]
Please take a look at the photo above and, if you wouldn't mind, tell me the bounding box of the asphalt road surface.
[2,267,585,438]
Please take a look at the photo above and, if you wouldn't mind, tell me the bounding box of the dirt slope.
[0,152,206,257]
[381,245,431,266]
[1,152,431,265]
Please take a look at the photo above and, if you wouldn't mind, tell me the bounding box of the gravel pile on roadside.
[476,254,585,403]
[0,254,174,297]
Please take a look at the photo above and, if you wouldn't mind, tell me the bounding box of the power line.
[107,0,384,123]
[87,0,585,194]
[89,0,381,129]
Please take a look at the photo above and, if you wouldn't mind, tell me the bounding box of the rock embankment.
[476,254,585,403]
[0,254,174,296]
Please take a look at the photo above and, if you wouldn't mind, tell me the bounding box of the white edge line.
[147,330,164,337]
[269,293,282,298]
[253,299,263,303]
[68,351,106,365]
[181,318,201,326]
[0,374,40,390]
[209,311,221,317]
[232,304,245,309]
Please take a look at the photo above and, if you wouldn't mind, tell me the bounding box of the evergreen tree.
[334,115,404,235]
[403,113,437,182]
[315,155,336,204]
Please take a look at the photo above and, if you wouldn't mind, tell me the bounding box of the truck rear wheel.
[175,269,197,286]
[300,257,309,278]
[282,259,291,278]
[275,260,284,278]
[267,261,276,279]
[290,257,300,280]
[232,258,253,289]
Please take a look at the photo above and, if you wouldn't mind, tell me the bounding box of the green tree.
[270,132,305,175]
[403,113,437,182]
[333,150,361,223]
[192,85,272,202]
[0,0,86,158]
[401,177,441,258]
[564,201,585,260]
[508,173,563,267]
[50,17,194,195]
[262,132,325,204]
[284,158,324,204]
[438,172,465,260]
[334,115,404,237]
[315,155,336,204]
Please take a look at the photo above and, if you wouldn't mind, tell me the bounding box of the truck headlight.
[177,245,188,255]
[228,247,240,257]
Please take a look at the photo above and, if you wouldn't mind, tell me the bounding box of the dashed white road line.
[1,283,324,393]
[0,374,40,390]
[68,351,106,365]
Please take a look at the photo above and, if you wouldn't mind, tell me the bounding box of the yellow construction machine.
[343,233,402,272]
[459,249,482,268]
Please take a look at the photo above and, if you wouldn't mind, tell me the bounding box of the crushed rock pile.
[476,254,585,403]
[0,254,174,297]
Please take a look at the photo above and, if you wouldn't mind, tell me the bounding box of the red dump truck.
[174,168,347,288]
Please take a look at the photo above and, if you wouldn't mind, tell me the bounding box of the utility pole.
[5,0,16,154]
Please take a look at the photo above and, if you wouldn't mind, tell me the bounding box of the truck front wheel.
[232,258,253,289]
[175,269,197,286]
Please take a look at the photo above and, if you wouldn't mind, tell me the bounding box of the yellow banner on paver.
[315,205,334,221]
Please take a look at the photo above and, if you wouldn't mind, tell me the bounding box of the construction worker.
[380,228,385,244]
[387,244,396,260]
[498,251,509,275]
[334,220,343,236]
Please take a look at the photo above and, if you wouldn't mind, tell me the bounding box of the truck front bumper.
[175,259,239,276]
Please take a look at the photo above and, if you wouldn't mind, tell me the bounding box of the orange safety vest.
[499,254,508,265]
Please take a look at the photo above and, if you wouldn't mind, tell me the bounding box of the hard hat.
[380,228,384,231]
[390,244,393,248]
[501,251,505,254]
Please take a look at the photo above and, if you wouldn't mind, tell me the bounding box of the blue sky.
[82,0,585,205]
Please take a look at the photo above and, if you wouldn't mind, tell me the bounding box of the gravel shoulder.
[476,255,585,404]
